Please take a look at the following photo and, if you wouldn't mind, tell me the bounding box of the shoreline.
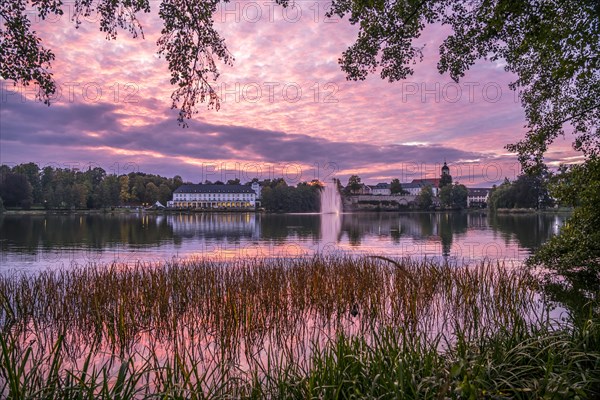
[1,207,573,216]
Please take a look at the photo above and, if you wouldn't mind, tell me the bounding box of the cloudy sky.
[0,1,578,186]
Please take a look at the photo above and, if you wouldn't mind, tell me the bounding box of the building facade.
[400,179,442,196]
[369,183,392,195]
[401,182,425,196]
[467,188,491,208]
[168,182,260,209]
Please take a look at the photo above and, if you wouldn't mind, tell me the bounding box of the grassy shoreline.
[0,256,598,398]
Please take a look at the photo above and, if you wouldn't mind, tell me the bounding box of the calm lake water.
[0,211,568,271]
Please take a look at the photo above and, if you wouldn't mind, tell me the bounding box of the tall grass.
[0,256,598,398]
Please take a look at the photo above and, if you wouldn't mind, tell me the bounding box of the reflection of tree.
[390,226,402,243]
[438,213,468,257]
[439,215,453,257]
[336,212,472,254]
[0,214,176,254]
[416,214,434,237]
[347,225,362,247]
[488,213,567,253]
[259,214,320,243]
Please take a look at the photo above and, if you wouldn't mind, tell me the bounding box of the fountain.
[320,180,342,214]
[320,180,342,254]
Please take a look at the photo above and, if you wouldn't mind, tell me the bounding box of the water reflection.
[0,211,569,270]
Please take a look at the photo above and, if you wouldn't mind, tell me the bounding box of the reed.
[0,256,598,398]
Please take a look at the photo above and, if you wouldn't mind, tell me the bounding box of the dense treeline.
[260,179,321,213]
[488,174,553,210]
[0,163,323,212]
[439,184,468,209]
[0,163,185,209]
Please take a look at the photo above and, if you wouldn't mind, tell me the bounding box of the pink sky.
[0,1,579,186]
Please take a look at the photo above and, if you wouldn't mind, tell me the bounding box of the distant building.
[400,179,442,196]
[400,182,424,196]
[355,184,373,195]
[467,188,492,208]
[168,184,260,209]
[410,178,442,196]
[369,183,391,196]
[351,162,449,198]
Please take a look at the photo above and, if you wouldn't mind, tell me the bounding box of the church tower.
[442,161,450,176]
[439,161,452,189]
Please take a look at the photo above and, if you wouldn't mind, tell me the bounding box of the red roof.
[411,178,441,188]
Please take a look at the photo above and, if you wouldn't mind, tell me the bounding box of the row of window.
[172,201,254,208]
[174,193,255,200]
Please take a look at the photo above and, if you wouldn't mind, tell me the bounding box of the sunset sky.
[0,1,580,187]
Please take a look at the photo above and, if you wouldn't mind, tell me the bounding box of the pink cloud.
[1,1,579,186]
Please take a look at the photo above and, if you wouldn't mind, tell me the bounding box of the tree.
[13,163,42,204]
[226,178,240,185]
[145,182,160,203]
[439,185,453,208]
[119,175,131,204]
[416,186,433,210]
[439,173,452,189]
[440,183,467,209]
[488,179,516,210]
[0,172,33,209]
[158,183,172,205]
[173,175,184,190]
[335,178,344,193]
[488,173,553,210]
[528,157,600,285]
[390,178,405,194]
[100,175,120,207]
[451,184,467,209]
[260,180,319,212]
[346,175,362,194]
[512,173,553,209]
[72,183,89,208]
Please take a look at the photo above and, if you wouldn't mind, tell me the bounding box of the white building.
[467,188,491,208]
[167,183,260,209]
[401,180,441,196]
[369,183,392,196]
[401,182,425,196]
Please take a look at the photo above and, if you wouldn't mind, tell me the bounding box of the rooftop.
[411,178,441,187]
[174,184,256,194]
[468,188,492,196]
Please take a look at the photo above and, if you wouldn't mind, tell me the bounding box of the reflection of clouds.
[0,213,565,271]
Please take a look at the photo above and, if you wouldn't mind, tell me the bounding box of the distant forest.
[0,163,322,212]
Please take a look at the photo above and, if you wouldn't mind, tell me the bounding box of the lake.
[0,211,568,271]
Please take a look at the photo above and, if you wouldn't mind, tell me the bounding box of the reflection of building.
[168,183,260,209]
[169,213,259,238]
[467,188,491,208]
